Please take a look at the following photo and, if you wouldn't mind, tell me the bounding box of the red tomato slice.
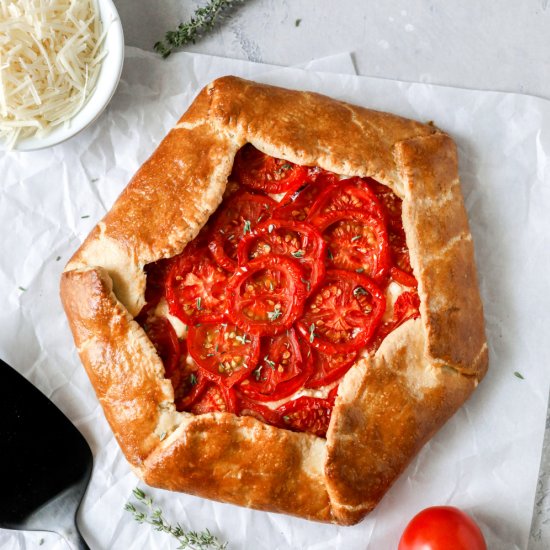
[277,396,333,437]
[165,250,229,325]
[394,290,421,324]
[238,329,313,401]
[307,177,385,224]
[190,383,238,415]
[208,191,277,271]
[173,364,208,411]
[232,144,309,194]
[141,316,181,378]
[369,179,404,233]
[391,266,417,288]
[237,396,285,428]
[390,229,415,279]
[368,290,421,352]
[143,257,175,306]
[227,255,308,336]
[317,209,391,282]
[398,506,487,550]
[273,173,333,221]
[237,219,326,293]
[187,323,260,388]
[296,270,386,354]
[305,347,357,389]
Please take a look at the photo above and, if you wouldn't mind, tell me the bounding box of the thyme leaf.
[125,487,228,549]
[267,304,282,321]
[154,0,246,58]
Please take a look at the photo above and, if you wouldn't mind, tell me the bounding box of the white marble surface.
[109,1,548,548]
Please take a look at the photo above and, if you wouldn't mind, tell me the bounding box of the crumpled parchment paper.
[0,47,549,550]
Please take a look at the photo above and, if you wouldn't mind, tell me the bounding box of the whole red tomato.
[398,506,487,550]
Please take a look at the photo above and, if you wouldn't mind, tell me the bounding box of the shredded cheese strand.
[0,0,103,148]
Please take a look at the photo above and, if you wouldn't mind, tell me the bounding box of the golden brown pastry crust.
[60,76,488,525]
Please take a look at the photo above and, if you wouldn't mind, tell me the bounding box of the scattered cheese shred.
[0,0,103,148]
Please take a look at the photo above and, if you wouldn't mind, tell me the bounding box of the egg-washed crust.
[60,76,488,525]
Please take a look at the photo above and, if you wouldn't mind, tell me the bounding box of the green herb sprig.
[125,487,227,549]
[155,0,245,58]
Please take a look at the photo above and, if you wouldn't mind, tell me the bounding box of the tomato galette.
[61,77,488,525]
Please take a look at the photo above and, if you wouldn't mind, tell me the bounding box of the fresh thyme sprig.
[125,487,228,550]
[154,0,246,58]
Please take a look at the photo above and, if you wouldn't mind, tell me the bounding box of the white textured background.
[1,1,548,548]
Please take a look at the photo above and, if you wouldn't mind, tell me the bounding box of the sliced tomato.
[307,177,385,224]
[317,209,390,282]
[165,250,229,325]
[296,270,386,353]
[273,173,333,221]
[141,316,181,378]
[187,323,260,388]
[143,257,175,306]
[173,364,208,411]
[208,191,277,271]
[393,290,421,324]
[227,255,308,336]
[277,396,333,437]
[391,266,417,288]
[190,383,237,414]
[237,219,326,293]
[367,290,421,353]
[238,329,313,401]
[305,347,357,389]
[369,179,404,232]
[237,396,285,428]
[232,144,309,194]
[390,229,415,279]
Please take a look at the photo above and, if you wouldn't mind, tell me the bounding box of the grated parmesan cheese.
[0,0,105,148]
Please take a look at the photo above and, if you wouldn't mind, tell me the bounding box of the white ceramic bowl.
[11,0,124,152]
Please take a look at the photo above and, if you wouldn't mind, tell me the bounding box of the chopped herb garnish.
[291,250,305,258]
[235,333,250,345]
[283,415,290,422]
[353,286,368,297]
[243,219,252,234]
[39,539,44,546]
[81,215,90,219]
[309,323,316,343]
[253,365,263,381]
[18,286,26,292]
[125,487,227,549]
[514,371,525,380]
[300,277,311,292]
[55,256,61,261]
[295,18,302,27]
[263,356,276,369]
[190,373,198,385]
[267,304,282,321]
[356,267,365,273]
[327,249,334,260]
[281,163,292,170]
[159,432,167,441]
[351,235,362,242]
[91,178,99,183]
[196,297,202,310]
